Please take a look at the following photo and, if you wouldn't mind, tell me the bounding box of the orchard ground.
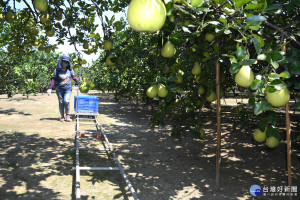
[0,89,299,200]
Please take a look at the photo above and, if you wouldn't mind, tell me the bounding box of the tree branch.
[283,14,300,30]
[4,68,10,77]
[23,0,38,24]
[264,21,300,47]
[283,21,300,30]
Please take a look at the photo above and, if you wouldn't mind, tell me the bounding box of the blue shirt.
[53,68,75,90]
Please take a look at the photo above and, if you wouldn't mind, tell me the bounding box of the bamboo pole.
[216,60,221,186]
[282,44,292,199]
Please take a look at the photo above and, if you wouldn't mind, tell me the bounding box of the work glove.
[47,89,52,96]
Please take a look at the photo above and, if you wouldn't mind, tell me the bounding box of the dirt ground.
[0,89,299,200]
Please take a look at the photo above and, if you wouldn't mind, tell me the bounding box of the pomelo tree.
[87,0,299,141]
[1,0,299,140]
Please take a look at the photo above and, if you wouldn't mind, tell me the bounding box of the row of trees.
[0,0,299,141]
[87,0,300,140]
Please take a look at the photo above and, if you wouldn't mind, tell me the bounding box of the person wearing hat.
[47,55,79,122]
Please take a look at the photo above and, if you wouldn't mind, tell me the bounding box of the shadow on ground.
[0,108,32,116]
[0,131,132,200]
[92,92,300,199]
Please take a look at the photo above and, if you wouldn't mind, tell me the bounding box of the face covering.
[62,62,69,67]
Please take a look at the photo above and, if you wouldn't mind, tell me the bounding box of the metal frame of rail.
[74,112,139,200]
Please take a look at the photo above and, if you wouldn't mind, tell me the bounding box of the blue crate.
[74,95,99,113]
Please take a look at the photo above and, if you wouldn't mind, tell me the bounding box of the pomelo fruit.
[266,87,290,107]
[106,54,115,66]
[266,137,279,148]
[158,84,168,97]
[198,86,205,95]
[161,41,176,58]
[253,128,266,142]
[34,0,48,12]
[235,65,254,88]
[104,40,113,50]
[146,85,158,98]
[192,62,201,75]
[205,33,215,42]
[127,0,166,33]
[6,11,15,24]
[206,91,216,102]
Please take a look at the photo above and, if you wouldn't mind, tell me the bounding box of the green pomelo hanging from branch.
[266,87,290,107]
[127,0,166,33]
[161,41,176,58]
[34,0,48,12]
[192,62,201,75]
[158,84,168,98]
[235,65,254,88]
[147,85,158,98]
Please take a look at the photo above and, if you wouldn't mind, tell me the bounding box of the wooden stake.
[286,103,292,199]
[216,60,221,186]
[282,44,292,199]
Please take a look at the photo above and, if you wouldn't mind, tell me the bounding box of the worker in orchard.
[47,55,79,122]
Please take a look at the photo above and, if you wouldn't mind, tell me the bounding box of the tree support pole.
[216,60,221,187]
[286,103,292,199]
[282,44,292,199]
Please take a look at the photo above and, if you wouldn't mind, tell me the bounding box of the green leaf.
[168,76,178,82]
[182,26,191,33]
[156,76,166,82]
[241,59,257,66]
[267,112,277,124]
[252,34,265,47]
[245,3,264,10]
[269,79,286,90]
[252,38,261,54]
[166,2,173,16]
[113,21,125,31]
[271,51,284,61]
[276,41,291,51]
[235,0,252,9]
[224,7,235,15]
[247,15,267,26]
[222,54,236,58]
[230,63,241,74]
[214,43,219,53]
[259,118,268,132]
[257,54,267,60]
[170,86,182,92]
[266,85,277,93]
[251,79,263,90]
[270,60,279,69]
[224,29,231,34]
[296,134,300,141]
[266,126,281,139]
[279,71,291,78]
[170,33,183,44]
[248,97,256,105]
[196,7,211,12]
[254,101,272,115]
[265,4,282,11]
[293,0,300,6]
[268,73,280,81]
[249,24,261,30]
[236,46,247,60]
[208,21,220,26]
[291,66,300,75]
[218,17,227,25]
[203,52,211,58]
[110,15,115,24]
[296,97,300,109]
